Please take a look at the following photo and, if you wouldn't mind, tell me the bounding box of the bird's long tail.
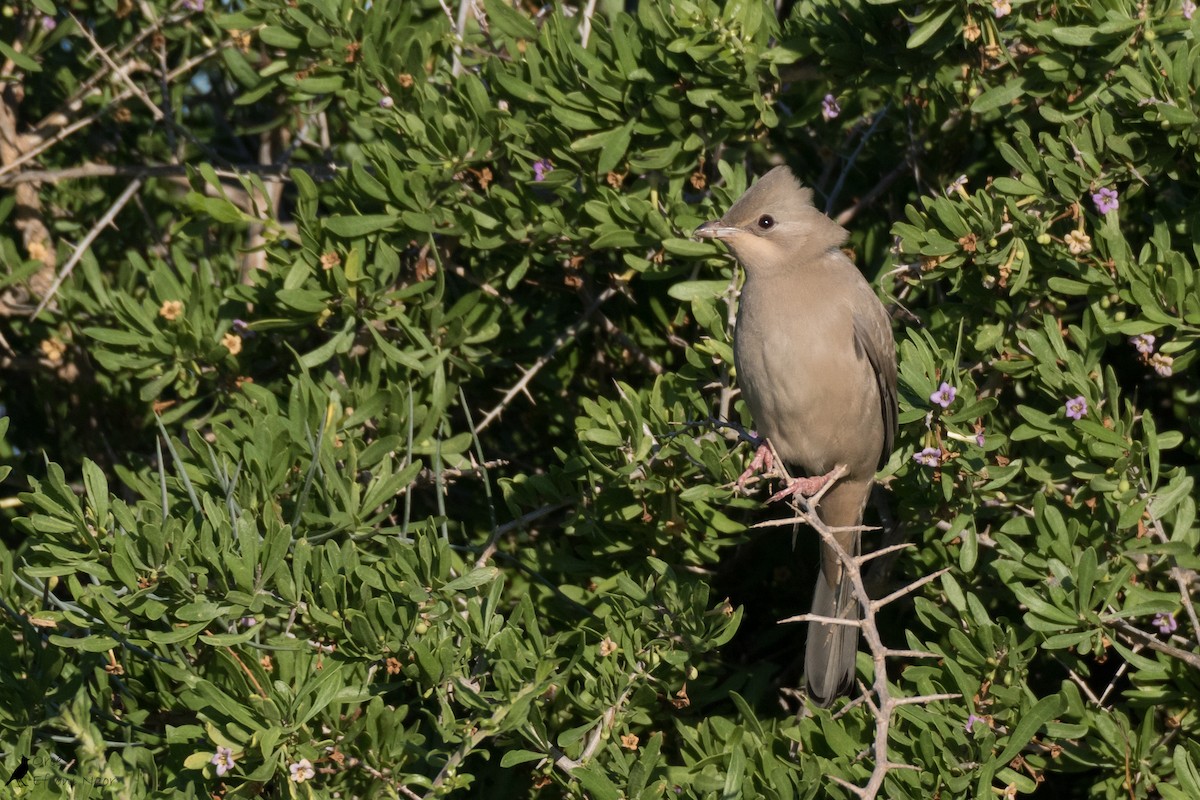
[804,479,869,707]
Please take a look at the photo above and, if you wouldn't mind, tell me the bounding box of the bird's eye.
[757,215,775,230]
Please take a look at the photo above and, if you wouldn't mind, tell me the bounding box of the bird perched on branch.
[694,166,897,706]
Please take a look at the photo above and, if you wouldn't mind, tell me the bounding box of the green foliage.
[2,0,1199,798]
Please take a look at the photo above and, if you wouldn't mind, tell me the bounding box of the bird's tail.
[804,480,867,707]
[805,546,859,706]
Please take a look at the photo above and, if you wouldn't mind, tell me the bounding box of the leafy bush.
[2,0,1198,798]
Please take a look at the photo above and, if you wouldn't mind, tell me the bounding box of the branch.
[32,178,144,318]
[473,285,619,434]
[775,483,959,799]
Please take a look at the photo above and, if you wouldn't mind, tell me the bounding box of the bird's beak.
[693,220,739,241]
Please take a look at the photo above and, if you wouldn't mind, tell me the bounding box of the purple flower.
[41,15,57,30]
[1092,187,1119,215]
[1185,1,1197,21]
[379,96,394,109]
[1150,352,1174,377]
[975,432,986,447]
[231,319,257,338]
[211,746,235,777]
[1065,395,1088,420]
[930,382,957,409]
[821,94,841,121]
[1154,612,1178,635]
[965,713,984,733]
[182,0,205,11]
[945,175,968,197]
[1129,333,1155,354]
[290,758,315,783]
[992,0,1012,17]
[533,159,553,182]
[913,447,940,467]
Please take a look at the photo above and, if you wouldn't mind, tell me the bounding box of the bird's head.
[693,166,846,269]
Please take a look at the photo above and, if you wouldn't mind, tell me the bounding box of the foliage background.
[1,0,1199,797]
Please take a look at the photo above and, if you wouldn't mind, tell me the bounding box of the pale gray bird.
[694,166,897,707]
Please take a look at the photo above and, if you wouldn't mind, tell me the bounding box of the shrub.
[1,0,1198,798]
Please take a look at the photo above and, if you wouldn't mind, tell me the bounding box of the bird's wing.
[852,295,897,468]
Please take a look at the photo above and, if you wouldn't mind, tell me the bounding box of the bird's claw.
[767,472,834,504]
[737,441,774,490]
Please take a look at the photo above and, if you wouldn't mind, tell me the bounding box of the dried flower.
[290,759,315,783]
[620,733,639,750]
[1064,395,1088,421]
[1154,612,1178,635]
[963,19,981,42]
[1150,352,1174,377]
[821,94,841,121]
[320,251,341,270]
[598,637,618,657]
[222,332,243,356]
[913,447,940,467]
[930,382,957,409]
[533,159,553,182]
[159,300,184,321]
[1129,333,1156,355]
[1064,230,1092,255]
[992,0,1012,18]
[398,73,415,88]
[211,746,236,777]
[1092,187,1119,215]
[40,337,67,363]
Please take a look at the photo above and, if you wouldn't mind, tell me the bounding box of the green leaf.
[325,214,398,237]
[995,694,1067,765]
[972,79,1028,114]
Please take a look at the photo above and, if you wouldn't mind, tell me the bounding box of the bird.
[694,165,897,706]
[4,755,30,786]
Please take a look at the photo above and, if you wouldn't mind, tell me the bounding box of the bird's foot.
[737,439,774,490]
[767,469,839,504]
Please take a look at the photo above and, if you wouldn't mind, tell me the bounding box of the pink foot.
[767,470,836,504]
[737,441,774,490]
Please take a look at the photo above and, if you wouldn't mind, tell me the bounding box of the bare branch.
[32,178,144,318]
[473,285,619,434]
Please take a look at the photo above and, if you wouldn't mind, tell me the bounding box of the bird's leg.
[736,434,774,491]
[767,467,840,504]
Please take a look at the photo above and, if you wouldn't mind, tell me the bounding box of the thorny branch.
[762,468,959,800]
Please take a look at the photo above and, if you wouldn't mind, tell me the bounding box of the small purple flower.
[211,746,235,777]
[1185,1,1197,21]
[821,94,841,121]
[290,758,315,783]
[1129,333,1155,354]
[965,713,984,733]
[1092,187,1119,215]
[975,432,986,447]
[1154,612,1178,634]
[992,0,1012,17]
[533,159,553,182]
[930,382,957,409]
[913,447,941,467]
[945,175,969,197]
[231,319,256,338]
[182,0,205,11]
[1150,352,1174,377]
[41,15,57,30]
[1065,395,1088,420]
[379,95,394,109]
